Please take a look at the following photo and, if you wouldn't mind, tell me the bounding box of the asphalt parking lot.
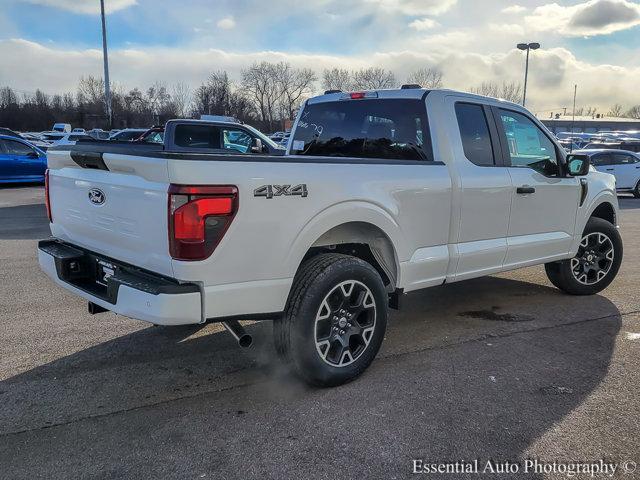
[1,185,639,479]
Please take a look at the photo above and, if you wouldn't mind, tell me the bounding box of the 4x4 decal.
[254,184,308,199]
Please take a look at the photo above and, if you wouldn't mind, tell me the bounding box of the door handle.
[516,186,536,194]
[605,168,614,171]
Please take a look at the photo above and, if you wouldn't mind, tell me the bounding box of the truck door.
[610,152,639,189]
[492,107,580,268]
[446,97,512,281]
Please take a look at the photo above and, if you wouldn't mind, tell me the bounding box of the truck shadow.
[0,275,621,479]
[0,203,50,239]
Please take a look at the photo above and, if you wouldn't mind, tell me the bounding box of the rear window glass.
[174,125,221,149]
[291,99,432,161]
[455,103,495,166]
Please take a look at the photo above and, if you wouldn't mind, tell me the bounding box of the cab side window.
[612,153,637,165]
[3,139,34,156]
[591,154,612,167]
[498,109,559,176]
[174,124,222,149]
[222,128,253,153]
[455,103,495,166]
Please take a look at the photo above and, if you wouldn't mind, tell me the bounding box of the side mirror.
[566,154,590,176]
[250,138,263,154]
[27,151,39,159]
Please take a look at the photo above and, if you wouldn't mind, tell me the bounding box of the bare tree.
[406,67,443,88]
[0,86,18,107]
[241,62,285,130]
[470,81,522,103]
[322,68,352,91]
[607,104,623,117]
[171,82,191,118]
[626,105,640,119]
[278,64,317,120]
[352,67,396,90]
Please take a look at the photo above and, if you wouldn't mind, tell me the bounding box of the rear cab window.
[455,103,495,166]
[290,98,433,161]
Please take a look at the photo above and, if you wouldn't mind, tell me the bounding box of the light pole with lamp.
[100,0,112,128]
[516,42,540,107]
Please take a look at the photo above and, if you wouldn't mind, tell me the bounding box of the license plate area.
[96,259,117,287]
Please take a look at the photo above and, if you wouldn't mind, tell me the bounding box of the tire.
[545,217,623,295]
[633,180,640,198]
[274,253,388,387]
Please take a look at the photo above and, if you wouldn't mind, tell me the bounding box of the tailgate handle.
[70,152,109,171]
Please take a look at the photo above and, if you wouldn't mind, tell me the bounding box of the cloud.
[2,38,638,113]
[502,5,527,14]
[217,17,236,30]
[365,0,457,16]
[408,18,439,30]
[20,0,137,15]
[525,0,640,37]
[488,23,525,36]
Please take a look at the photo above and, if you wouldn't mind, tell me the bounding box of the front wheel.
[633,180,640,198]
[274,253,388,387]
[545,217,622,295]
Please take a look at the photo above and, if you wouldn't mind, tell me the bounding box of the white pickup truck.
[39,88,622,386]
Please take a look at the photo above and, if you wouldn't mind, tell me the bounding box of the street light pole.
[517,42,540,107]
[100,0,112,128]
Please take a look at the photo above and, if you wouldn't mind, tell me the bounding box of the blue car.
[0,134,48,184]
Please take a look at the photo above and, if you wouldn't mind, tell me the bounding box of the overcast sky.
[2,0,640,114]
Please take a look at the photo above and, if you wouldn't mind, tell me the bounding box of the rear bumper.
[38,239,202,325]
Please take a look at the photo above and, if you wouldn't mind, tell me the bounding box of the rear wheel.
[545,217,622,295]
[274,253,388,387]
[633,180,640,198]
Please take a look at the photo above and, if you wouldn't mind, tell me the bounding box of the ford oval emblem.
[88,188,106,205]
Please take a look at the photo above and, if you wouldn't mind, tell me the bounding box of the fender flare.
[283,200,408,281]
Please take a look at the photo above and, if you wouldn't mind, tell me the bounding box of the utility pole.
[517,42,540,107]
[100,0,112,128]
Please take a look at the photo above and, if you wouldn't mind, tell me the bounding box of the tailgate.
[47,149,174,277]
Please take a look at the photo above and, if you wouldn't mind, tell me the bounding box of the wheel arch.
[590,201,616,226]
[306,221,399,291]
[284,202,407,292]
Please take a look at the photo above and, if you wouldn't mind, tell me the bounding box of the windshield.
[290,98,431,161]
[113,130,145,141]
[244,125,281,150]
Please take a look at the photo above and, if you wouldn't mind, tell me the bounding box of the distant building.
[540,114,640,135]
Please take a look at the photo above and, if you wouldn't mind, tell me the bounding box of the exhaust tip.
[238,334,253,349]
[222,320,253,349]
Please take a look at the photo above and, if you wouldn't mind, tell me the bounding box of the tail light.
[44,169,52,222]
[168,185,238,261]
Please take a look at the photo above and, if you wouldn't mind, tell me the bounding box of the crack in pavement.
[1,308,638,439]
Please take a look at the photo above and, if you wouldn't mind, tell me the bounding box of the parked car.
[134,126,164,144]
[109,128,148,141]
[41,132,95,146]
[87,129,110,140]
[0,128,51,151]
[52,123,72,133]
[583,140,640,153]
[0,135,48,183]
[72,128,86,133]
[269,131,286,140]
[573,149,640,197]
[39,88,622,386]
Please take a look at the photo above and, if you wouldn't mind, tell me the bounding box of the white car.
[41,132,94,146]
[39,88,622,386]
[52,123,72,133]
[575,149,640,197]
